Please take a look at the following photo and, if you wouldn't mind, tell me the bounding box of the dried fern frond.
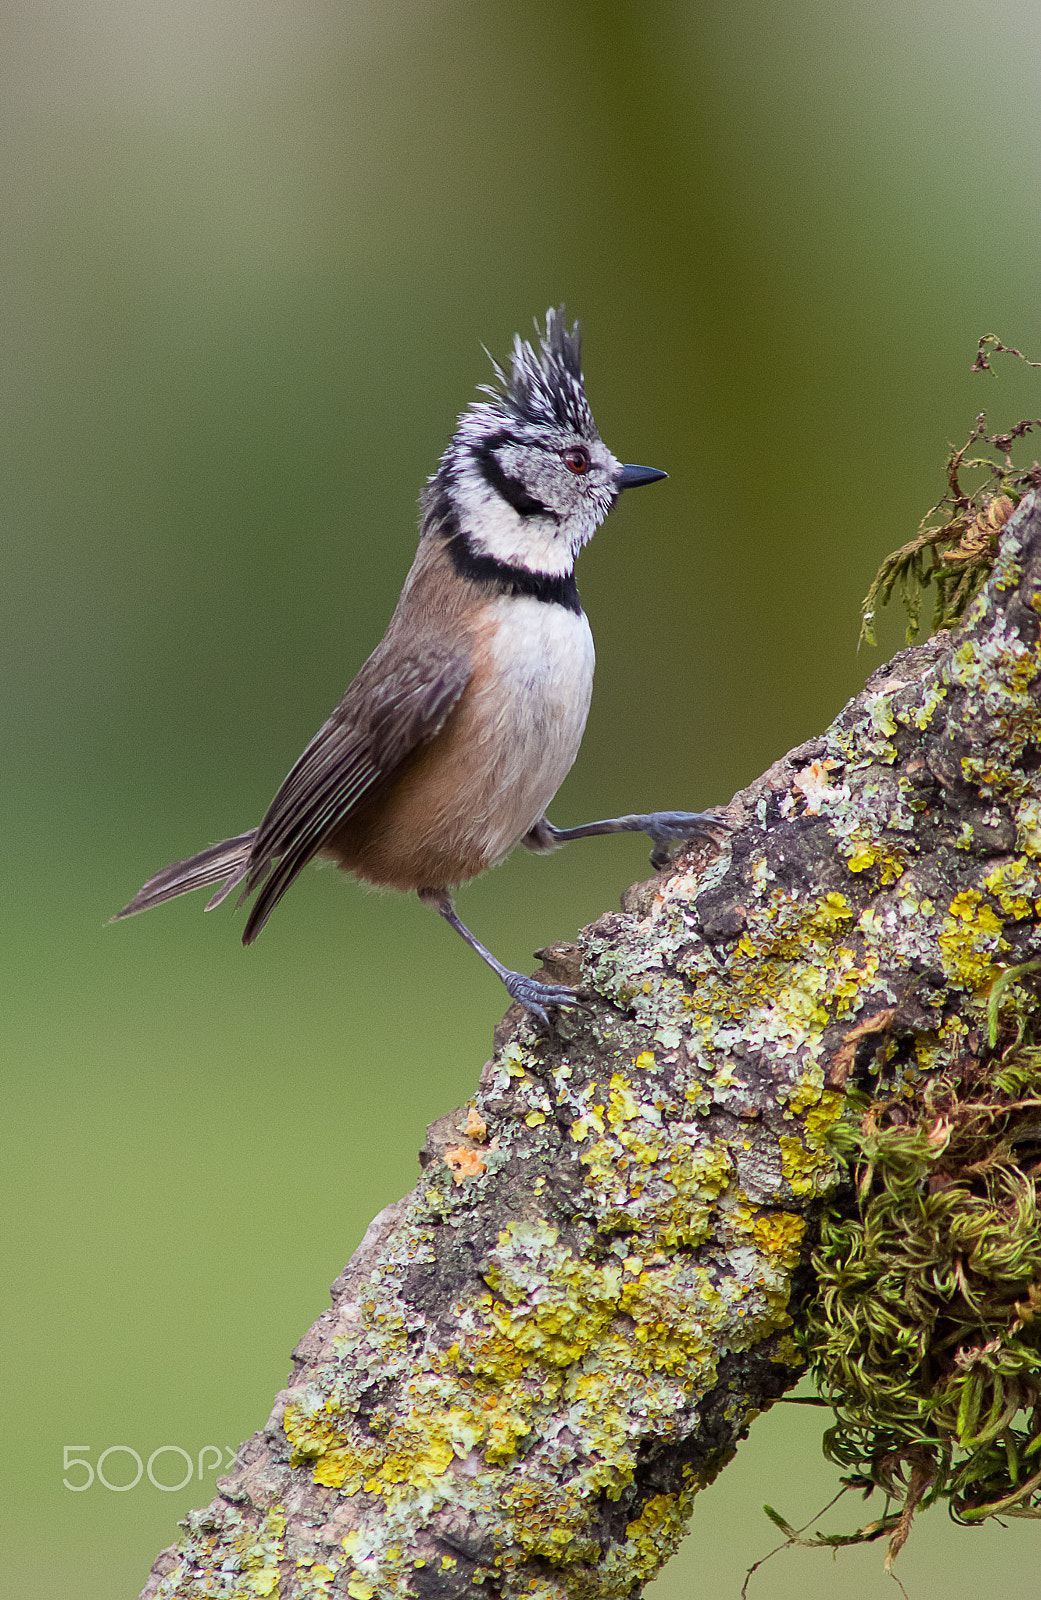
[860,338,1041,647]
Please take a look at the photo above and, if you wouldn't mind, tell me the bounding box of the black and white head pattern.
[431,308,625,578]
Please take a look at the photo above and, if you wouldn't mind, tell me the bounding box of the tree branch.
[139,492,1041,1599]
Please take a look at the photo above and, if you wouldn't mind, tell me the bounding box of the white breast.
[476,595,595,864]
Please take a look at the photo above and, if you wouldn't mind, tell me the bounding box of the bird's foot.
[643,810,729,870]
[502,970,584,1027]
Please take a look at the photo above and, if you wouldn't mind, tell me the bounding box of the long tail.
[113,829,258,920]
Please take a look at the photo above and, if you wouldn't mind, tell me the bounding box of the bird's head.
[431,309,666,577]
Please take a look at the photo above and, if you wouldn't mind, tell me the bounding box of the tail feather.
[113,829,258,921]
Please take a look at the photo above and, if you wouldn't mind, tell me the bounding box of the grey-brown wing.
[240,641,471,943]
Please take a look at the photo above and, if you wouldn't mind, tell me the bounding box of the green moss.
[805,1052,1041,1551]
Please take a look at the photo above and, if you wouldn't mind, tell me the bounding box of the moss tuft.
[804,1044,1041,1558]
[860,337,1041,645]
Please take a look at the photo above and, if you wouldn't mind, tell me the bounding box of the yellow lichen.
[786,1064,826,1117]
[486,1220,622,1368]
[750,1211,807,1266]
[844,830,907,883]
[233,1504,287,1598]
[939,889,1008,989]
[983,856,1038,920]
[621,1482,699,1586]
[779,1093,845,1197]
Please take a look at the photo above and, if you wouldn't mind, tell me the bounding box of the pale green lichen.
[573,1081,734,1248]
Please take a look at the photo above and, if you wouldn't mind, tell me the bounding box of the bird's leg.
[418,888,582,1027]
[527,811,728,870]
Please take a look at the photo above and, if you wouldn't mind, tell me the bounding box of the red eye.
[563,447,589,474]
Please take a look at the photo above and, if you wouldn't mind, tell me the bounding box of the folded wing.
[240,640,472,943]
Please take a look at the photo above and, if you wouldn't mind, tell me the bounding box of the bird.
[115,309,724,1023]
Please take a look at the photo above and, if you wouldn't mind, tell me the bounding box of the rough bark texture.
[140,494,1041,1600]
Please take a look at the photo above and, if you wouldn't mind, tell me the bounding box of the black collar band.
[443,527,581,614]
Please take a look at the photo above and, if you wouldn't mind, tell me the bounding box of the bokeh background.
[4,2,1041,1595]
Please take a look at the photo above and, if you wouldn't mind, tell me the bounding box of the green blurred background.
[4,1,1041,1594]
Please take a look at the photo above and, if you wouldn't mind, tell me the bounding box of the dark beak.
[617,463,668,489]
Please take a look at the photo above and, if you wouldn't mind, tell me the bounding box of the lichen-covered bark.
[139,494,1041,1600]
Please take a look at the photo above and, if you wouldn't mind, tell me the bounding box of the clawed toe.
[645,809,728,868]
[645,809,727,843]
[503,972,584,1026]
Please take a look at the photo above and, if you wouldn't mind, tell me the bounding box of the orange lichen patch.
[464,1106,489,1141]
[444,1146,487,1184]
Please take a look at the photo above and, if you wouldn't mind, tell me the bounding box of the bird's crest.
[480,308,597,439]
